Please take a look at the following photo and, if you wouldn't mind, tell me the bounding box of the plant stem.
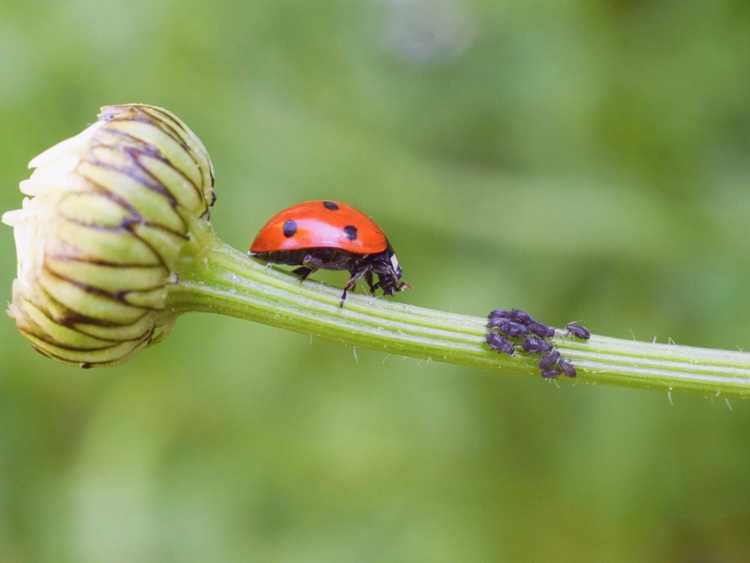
[168,223,750,398]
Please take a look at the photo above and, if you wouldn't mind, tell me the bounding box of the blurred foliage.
[1,1,750,561]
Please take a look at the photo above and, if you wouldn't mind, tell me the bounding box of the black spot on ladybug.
[343,225,358,240]
[283,220,297,238]
[323,201,339,210]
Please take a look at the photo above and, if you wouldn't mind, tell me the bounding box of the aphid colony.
[485,309,590,379]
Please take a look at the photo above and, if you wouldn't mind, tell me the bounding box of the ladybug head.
[373,246,409,296]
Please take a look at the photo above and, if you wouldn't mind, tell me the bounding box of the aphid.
[558,359,577,378]
[250,200,408,305]
[528,320,555,338]
[486,316,505,329]
[492,320,528,338]
[539,349,561,371]
[521,336,553,354]
[486,332,515,355]
[566,322,591,340]
[541,367,562,379]
[509,309,532,324]
[488,309,512,321]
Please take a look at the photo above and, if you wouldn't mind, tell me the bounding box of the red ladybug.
[250,200,408,305]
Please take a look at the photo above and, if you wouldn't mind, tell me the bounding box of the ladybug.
[250,200,408,305]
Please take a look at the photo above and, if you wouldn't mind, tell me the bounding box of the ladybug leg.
[340,267,368,307]
[292,266,315,282]
[293,254,327,283]
[365,271,377,295]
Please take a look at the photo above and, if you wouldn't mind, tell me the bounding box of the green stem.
[168,223,750,398]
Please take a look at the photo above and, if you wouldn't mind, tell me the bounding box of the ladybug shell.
[250,200,389,255]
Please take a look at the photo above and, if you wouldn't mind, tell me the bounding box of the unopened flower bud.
[3,104,215,366]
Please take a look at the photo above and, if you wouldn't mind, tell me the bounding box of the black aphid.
[510,309,532,324]
[528,320,555,338]
[492,320,528,338]
[522,336,552,354]
[488,309,512,321]
[558,359,577,378]
[566,322,591,340]
[486,332,515,355]
[539,349,561,371]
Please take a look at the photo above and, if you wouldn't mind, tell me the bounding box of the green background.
[2,1,750,561]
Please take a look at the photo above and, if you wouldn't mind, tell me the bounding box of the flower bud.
[3,104,215,367]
